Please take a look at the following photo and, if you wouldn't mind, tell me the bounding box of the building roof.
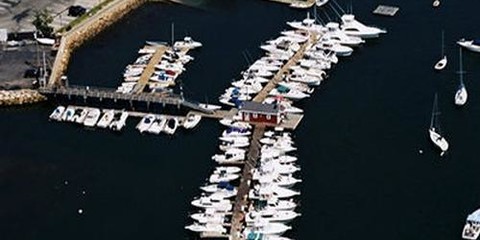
[239,101,279,114]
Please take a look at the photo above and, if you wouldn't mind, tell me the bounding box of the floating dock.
[132,45,168,94]
[373,5,400,16]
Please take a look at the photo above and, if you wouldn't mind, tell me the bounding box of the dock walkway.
[229,126,265,240]
[132,46,167,94]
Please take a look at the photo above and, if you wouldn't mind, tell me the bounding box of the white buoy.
[433,0,440,7]
[64,180,69,185]
[82,190,86,195]
[78,208,83,214]
[419,149,423,154]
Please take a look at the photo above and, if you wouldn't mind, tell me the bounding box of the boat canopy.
[467,209,480,222]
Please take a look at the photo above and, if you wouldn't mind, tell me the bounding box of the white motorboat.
[287,13,324,33]
[269,86,310,100]
[185,223,226,233]
[208,189,238,199]
[222,128,252,137]
[212,148,246,164]
[96,110,115,128]
[428,94,449,156]
[163,118,179,135]
[199,103,222,111]
[136,114,156,133]
[457,39,480,53]
[209,171,239,183]
[191,196,232,212]
[455,48,468,106]
[219,119,252,129]
[83,108,101,127]
[287,72,322,86]
[462,209,480,240]
[219,141,250,151]
[74,108,88,124]
[316,0,329,7]
[244,231,292,240]
[246,209,300,224]
[49,106,65,121]
[174,36,202,49]
[34,32,55,45]
[183,114,202,129]
[340,14,386,39]
[278,81,314,94]
[323,22,365,47]
[201,181,237,193]
[250,184,300,199]
[244,220,291,236]
[316,38,354,57]
[190,209,227,224]
[214,166,242,174]
[61,106,75,122]
[257,198,297,212]
[146,116,167,134]
[109,111,129,131]
[219,136,250,143]
[434,31,447,70]
[254,162,300,176]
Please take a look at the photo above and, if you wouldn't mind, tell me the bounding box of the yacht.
[455,48,468,106]
[463,209,480,240]
[245,231,292,240]
[249,184,300,199]
[49,106,65,121]
[183,114,202,129]
[222,127,252,137]
[185,223,227,233]
[136,114,156,133]
[209,171,240,183]
[163,118,179,135]
[219,136,250,143]
[278,81,314,94]
[255,198,297,212]
[212,148,246,164]
[96,110,115,128]
[107,111,127,131]
[316,38,354,57]
[287,13,324,33]
[109,111,129,131]
[199,103,222,111]
[257,174,302,188]
[191,196,232,212]
[457,39,480,53]
[214,166,242,174]
[74,108,89,124]
[61,106,75,122]
[269,86,310,100]
[243,220,292,236]
[428,94,449,156]
[83,108,101,127]
[323,22,365,47]
[340,14,386,38]
[201,181,237,193]
[219,119,252,129]
[246,209,300,224]
[174,36,202,49]
[146,116,167,134]
[191,209,227,224]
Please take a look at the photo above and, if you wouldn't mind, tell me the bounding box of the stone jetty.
[0,90,47,106]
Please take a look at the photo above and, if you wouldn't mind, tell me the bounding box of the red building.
[238,101,281,125]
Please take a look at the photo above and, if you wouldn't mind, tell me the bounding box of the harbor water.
[1,0,480,239]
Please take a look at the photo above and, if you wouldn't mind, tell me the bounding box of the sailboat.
[434,31,447,70]
[428,93,449,156]
[455,48,468,106]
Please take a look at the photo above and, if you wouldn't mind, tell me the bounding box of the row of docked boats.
[185,10,386,239]
[49,105,129,131]
[136,113,201,135]
[185,121,253,235]
[117,36,202,94]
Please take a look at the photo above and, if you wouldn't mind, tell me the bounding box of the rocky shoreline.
[0,89,47,106]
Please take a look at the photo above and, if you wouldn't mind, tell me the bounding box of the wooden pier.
[252,33,318,103]
[229,126,265,240]
[132,45,167,93]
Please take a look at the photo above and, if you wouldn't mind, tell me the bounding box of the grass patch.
[56,0,116,34]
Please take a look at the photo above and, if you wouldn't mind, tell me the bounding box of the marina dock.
[132,45,168,93]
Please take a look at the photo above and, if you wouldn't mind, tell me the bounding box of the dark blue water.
[1,0,480,239]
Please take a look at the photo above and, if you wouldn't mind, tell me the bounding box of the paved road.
[0,0,99,33]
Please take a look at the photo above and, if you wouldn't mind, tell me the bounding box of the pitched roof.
[239,101,279,114]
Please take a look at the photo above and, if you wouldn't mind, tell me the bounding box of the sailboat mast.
[459,47,464,84]
[430,94,437,128]
[171,22,175,47]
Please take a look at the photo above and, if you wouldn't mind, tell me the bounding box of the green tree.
[32,9,54,38]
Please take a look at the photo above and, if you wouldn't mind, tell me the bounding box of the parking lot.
[0,0,99,33]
